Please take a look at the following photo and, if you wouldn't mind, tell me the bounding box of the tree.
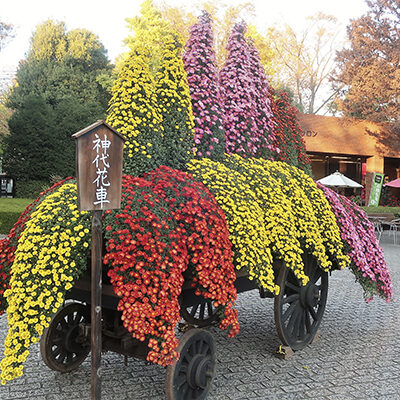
[8,21,111,110]
[267,13,340,114]
[3,96,59,181]
[0,21,16,151]
[0,103,12,154]
[3,96,104,182]
[4,20,111,184]
[182,11,225,160]
[0,21,15,52]
[333,0,400,122]
[125,0,174,74]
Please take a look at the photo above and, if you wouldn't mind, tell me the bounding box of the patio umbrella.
[317,171,363,188]
[384,178,400,188]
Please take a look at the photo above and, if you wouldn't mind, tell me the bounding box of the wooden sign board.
[72,120,125,211]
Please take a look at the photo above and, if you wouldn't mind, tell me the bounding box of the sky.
[1,0,370,71]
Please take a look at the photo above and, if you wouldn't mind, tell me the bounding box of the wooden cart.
[39,251,328,400]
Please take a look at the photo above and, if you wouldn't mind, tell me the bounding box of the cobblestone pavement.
[0,231,399,400]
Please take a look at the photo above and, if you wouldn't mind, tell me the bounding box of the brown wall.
[298,113,400,201]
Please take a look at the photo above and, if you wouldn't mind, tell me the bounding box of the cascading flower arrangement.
[0,178,73,315]
[103,167,238,366]
[187,155,349,295]
[319,183,393,302]
[0,182,91,384]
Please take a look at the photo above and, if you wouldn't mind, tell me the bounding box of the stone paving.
[0,231,399,399]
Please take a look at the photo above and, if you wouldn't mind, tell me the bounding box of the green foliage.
[106,47,164,176]
[14,180,48,199]
[4,20,111,183]
[8,58,110,110]
[4,96,59,181]
[4,95,104,183]
[155,35,194,170]
[0,104,12,153]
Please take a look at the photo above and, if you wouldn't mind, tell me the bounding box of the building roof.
[297,113,400,158]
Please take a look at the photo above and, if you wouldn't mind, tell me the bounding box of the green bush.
[14,180,48,198]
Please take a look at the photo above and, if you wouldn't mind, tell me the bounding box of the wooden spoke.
[166,329,216,400]
[40,303,90,373]
[282,293,300,304]
[274,252,328,351]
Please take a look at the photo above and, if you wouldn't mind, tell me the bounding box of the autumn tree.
[266,13,340,114]
[333,0,400,122]
[125,0,175,74]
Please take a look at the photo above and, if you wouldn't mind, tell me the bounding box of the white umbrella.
[317,171,363,188]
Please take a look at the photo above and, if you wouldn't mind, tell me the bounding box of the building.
[297,113,400,201]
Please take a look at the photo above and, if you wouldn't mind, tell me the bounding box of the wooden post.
[91,210,103,400]
[72,121,125,400]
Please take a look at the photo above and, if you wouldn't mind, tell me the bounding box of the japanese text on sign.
[92,133,111,208]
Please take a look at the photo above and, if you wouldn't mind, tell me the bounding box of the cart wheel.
[165,329,216,400]
[40,302,90,372]
[274,253,328,351]
[180,299,222,328]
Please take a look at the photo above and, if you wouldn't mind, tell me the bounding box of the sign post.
[72,120,125,400]
[368,172,385,207]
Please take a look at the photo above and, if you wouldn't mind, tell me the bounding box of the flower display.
[0,182,91,384]
[319,184,393,301]
[0,7,391,386]
[155,33,195,170]
[103,167,238,366]
[182,11,226,160]
[187,156,349,294]
[220,22,275,157]
[269,89,311,174]
[0,178,73,315]
[106,46,164,176]
[246,37,277,160]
